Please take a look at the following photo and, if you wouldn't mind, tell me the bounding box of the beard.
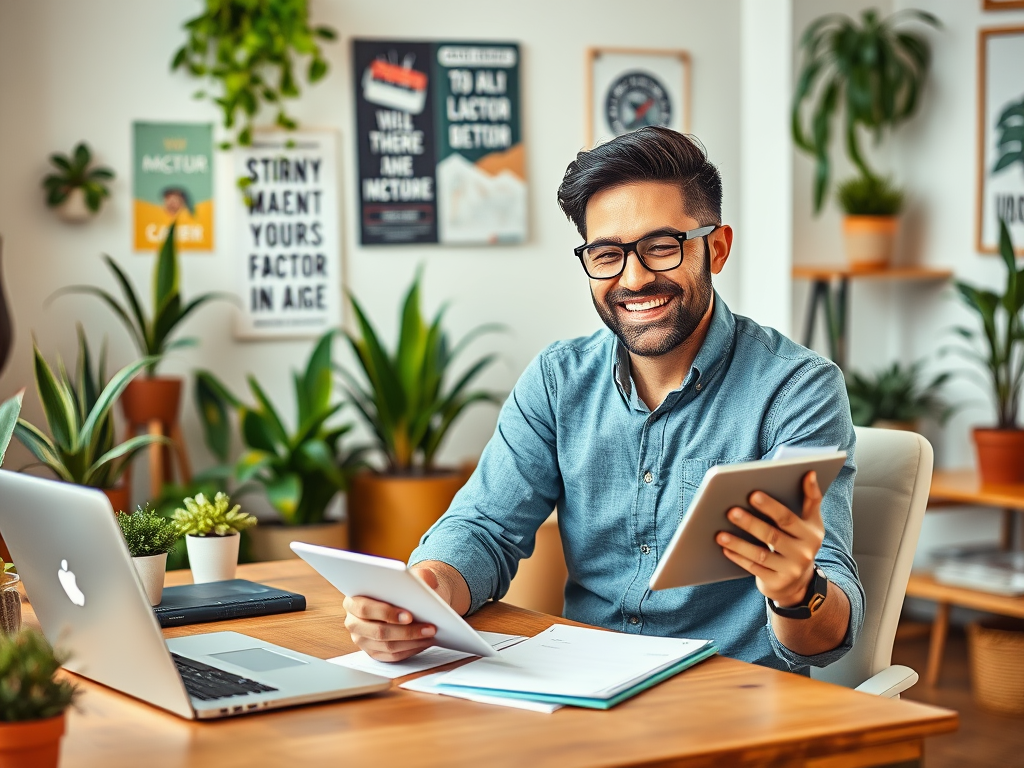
[591,257,714,358]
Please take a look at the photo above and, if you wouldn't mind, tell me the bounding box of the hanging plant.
[791,8,940,214]
[42,142,115,219]
[171,0,337,150]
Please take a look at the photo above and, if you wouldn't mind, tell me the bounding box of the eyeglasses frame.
[573,224,719,280]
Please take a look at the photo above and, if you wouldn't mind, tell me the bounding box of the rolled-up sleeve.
[762,357,865,670]
[410,351,563,614]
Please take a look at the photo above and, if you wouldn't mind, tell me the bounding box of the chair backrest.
[811,427,933,689]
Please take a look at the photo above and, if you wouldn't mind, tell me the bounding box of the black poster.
[354,40,438,245]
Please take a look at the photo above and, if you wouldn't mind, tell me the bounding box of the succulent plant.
[172,492,256,537]
[42,142,114,214]
[117,505,179,558]
[0,630,78,722]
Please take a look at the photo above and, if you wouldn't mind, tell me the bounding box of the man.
[345,127,863,673]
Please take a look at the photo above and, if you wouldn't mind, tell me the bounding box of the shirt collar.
[612,290,736,407]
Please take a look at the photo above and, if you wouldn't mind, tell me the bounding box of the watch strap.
[769,567,828,620]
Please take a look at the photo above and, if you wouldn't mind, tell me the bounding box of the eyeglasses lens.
[582,236,682,278]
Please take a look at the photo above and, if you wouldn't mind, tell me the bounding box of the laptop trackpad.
[210,648,308,672]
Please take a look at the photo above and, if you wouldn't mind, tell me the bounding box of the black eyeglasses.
[573,225,718,280]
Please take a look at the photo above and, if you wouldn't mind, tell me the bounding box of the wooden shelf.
[906,572,1024,619]
[930,468,1024,508]
[792,264,954,281]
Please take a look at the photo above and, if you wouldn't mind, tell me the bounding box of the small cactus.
[172,492,257,537]
[0,630,77,721]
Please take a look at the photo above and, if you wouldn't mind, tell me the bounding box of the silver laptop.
[0,470,390,719]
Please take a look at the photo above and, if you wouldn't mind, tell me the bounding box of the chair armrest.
[854,665,919,698]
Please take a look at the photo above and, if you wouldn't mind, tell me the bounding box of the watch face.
[604,70,673,136]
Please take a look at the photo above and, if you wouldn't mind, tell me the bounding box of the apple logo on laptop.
[58,560,85,607]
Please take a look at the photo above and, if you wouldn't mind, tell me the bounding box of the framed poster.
[133,122,214,251]
[353,39,526,246]
[234,130,342,339]
[587,47,691,148]
[977,27,1024,254]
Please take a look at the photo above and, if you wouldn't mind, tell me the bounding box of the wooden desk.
[25,561,956,768]
[909,469,1024,687]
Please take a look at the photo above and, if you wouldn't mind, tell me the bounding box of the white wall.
[0,0,743,500]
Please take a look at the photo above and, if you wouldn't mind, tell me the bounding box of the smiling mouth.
[622,296,672,312]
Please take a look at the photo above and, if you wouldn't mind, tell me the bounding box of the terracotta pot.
[131,552,167,606]
[842,215,898,269]
[973,428,1024,485]
[0,712,66,768]
[249,520,349,561]
[185,534,239,584]
[120,377,182,427]
[348,469,471,562]
[103,485,131,515]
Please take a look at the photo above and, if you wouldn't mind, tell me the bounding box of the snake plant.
[0,389,23,467]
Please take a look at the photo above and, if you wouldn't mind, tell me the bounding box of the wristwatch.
[769,566,828,620]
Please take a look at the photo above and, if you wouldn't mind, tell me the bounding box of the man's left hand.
[715,471,824,607]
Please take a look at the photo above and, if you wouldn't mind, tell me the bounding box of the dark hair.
[557,127,722,239]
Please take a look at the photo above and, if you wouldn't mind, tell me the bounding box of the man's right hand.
[343,565,452,662]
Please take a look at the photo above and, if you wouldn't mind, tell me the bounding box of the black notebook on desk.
[153,579,306,627]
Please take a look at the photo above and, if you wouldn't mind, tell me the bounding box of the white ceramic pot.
[131,553,168,606]
[55,187,93,223]
[186,534,239,584]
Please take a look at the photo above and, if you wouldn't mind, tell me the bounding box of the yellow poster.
[133,122,214,251]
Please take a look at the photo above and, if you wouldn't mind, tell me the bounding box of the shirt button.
[643,471,653,484]
[629,616,640,625]
[695,382,702,392]
[640,544,651,555]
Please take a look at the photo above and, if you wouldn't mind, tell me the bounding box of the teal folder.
[436,644,718,710]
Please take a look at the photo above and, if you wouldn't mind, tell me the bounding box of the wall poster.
[977,27,1024,254]
[133,122,214,251]
[353,39,526,246]
[235,130,341,339]
[587,48,690,149]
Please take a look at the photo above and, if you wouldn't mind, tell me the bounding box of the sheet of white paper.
[435,624,711,699]
[328,632,525,679]
[400,672,561,713]
[773,444,840,460]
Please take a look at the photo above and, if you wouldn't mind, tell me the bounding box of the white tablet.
[290,542,497,657]
[649,452,848,591]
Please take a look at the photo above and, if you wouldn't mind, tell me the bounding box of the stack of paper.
[431,624,716,710]
[329,631,525,679]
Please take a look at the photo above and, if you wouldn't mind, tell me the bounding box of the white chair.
[811,426,933,698]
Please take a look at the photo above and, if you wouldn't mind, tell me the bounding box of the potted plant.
[846,360,951,430]
[835,176,905,269]
[195,331,363,560]
[55,224,230,487]
[171,0,336,150]
[117,505,179,605]
[337,272,502,561]
[792,8,939,265]
[13,333,164,512]
[0,630,77,768]
[172,492,256,583]
[42,141,114,223]
[952,220,1024,484]
[0,556,17,636]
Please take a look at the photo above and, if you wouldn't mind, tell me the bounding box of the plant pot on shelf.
[120,376,182,426]
[972,428,1024,485]
[842,215,898,269]
[131,553,168,606]
[0,572,21,635]
[103,485,131,515]
[185,534,239,584]
[348,469,470,563]
[249,520,349,562]
[0,712,66,768]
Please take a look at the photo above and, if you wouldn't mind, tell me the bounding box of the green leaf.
[0,390,24,467]
[195,371,234,463]
[154,223,180,319]
[241,407,282,455]
[85,433,169,486]
[264,473,301,521]
[79,356,154,451]
[32,344,77,452]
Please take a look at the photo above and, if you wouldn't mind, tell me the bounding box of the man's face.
[584,181,727,358]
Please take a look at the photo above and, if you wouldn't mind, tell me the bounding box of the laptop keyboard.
[172,653,279,701]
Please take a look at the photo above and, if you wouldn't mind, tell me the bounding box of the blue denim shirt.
[411,293,863,673]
